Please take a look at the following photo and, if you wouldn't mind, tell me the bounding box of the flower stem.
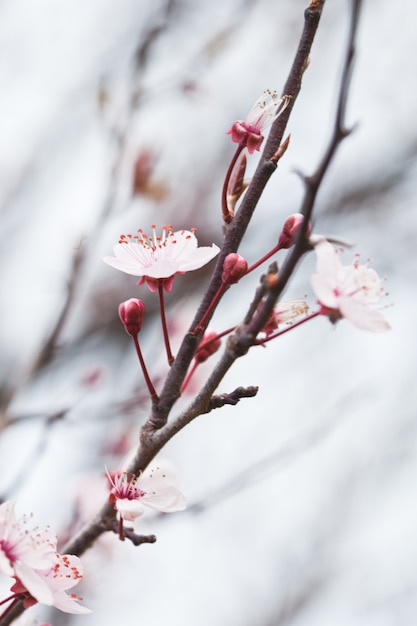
[221,144,244,223]
[193,283,226,335]
[180,361,198,393]
[158,280,174,366]
[118,517,125,541]
[246,243,282,275]
[182,326,236,392]
[132,335,159,402]
[256,310,320,344]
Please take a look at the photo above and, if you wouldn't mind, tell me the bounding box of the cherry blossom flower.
[107,464,186,522]
[227,90,286,154]
[311,239,391,332]
[103,225,219,292]
[0,501,90,614]
[0,501,56,606]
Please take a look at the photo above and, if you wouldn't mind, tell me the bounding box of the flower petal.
[140,487,187,513]
[14,563,54,606]
[116,498,145,521]
[339,297,391,332]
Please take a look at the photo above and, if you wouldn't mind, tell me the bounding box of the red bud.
[118,298,146,336]
[222,253,248,284]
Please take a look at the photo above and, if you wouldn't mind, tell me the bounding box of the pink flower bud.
[222,253,248,284]
[118,298,146,336]
[278,213,311,249]
[195,330,221,364]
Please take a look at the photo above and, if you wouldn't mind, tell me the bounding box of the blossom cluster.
[0,501,90,616]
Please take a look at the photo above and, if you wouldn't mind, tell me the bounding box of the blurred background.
[1,0,417,624]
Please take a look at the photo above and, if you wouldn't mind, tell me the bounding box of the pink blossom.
[0,501,90,614]
[0,501,56,606]
[311,240,391,332]
[227,90,283,154]
[103,225,219,291]
[107,464,186,522]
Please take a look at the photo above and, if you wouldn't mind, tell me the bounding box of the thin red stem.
[221,144,244,222]
[132,335,159,402]
[158,280,174,366]
[256,310,320,345]
[181,361,198,393]
[246,243,282,275]
[193,282,227,335]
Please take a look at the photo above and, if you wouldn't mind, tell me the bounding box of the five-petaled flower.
[103,225,219,292]
[227,90,284,154]
[0,501,90,614]
[107,464,186,522]
[0,501,57,606]
[311,239,391,332]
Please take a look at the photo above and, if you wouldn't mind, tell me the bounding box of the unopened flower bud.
[195,330,221,364]
[222,253,248,284]
[118,298,146,336]
[278,213,311,249]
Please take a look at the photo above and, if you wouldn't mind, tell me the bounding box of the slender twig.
[132,336,159,402]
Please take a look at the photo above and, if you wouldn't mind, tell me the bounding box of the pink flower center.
[108,472,147,502]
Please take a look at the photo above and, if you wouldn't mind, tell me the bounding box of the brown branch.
[206,386,259,411]
[143,0,326,434]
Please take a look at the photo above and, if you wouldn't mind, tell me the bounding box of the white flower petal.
[339,297,391,332]
[14,562,54,605]
[141,487,187,513]
[311,272,338,309]
[176,244,220,271]
[116,498,145,521]
[50,591,92,614]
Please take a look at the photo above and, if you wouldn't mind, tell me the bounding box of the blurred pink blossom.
[0,501,56,606]
[311,240,391,332]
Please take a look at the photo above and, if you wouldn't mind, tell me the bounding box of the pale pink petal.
[339,297,391,332]
[116,498,145,521]
[176,244,220,271]
[0,550,13,576]
[166,230,198,258]
[50,592,92,615]
[14,563,54,605]
[140,487,187,513]
[311,272,338,309]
